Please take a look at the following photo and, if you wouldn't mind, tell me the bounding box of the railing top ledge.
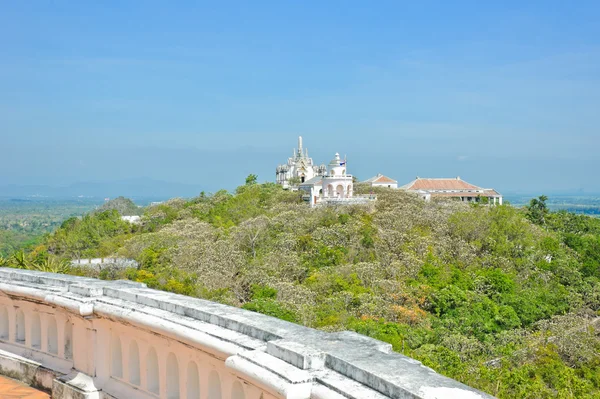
[0,268,494,399]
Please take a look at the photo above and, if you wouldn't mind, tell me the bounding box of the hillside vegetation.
[0,199,99,256]
[94,196,142,216]
[3,181,600,398]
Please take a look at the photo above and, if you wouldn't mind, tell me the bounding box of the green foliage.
[29,256,71,274]
[0,198,100,256]
[245,174,258,185]
[94,196,141,216]
[2,249,71,274]
[414,344,466,377]
[527,195,549,225]
[3,186,600,398]
[348,318,434,351]
[303,245,347,270]
[242,299,298,322]
[250,284,278,300]
[288,176,302,186]
[242,285,298,322]
[46,210,135,259]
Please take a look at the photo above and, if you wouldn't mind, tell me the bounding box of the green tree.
[527,195,549,225]
[245,174,258,185]
[288,176,301,187]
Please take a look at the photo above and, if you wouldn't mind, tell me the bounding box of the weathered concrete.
[0,268,496,399]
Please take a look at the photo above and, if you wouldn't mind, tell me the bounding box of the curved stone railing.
[0,268,494,399]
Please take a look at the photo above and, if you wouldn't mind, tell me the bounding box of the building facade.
[299,153,375,207]
[399,177,503,204]
[363,174,398,189]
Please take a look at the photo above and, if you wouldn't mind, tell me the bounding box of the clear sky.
[1,1,599,194]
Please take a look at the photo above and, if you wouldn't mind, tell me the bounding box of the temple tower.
[276,137,326,189]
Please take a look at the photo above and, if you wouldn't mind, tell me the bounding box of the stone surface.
[52,372,101,399]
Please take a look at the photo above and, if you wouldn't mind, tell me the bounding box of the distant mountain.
[0,178,204,199]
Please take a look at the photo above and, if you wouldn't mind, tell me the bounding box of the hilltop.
[4,180,600,398]
[94,196,142,216]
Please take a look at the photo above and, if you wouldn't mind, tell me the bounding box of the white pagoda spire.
[277,136,320,189]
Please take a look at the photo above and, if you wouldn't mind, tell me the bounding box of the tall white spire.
[298,136,303,155]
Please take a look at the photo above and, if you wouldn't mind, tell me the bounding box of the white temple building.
[298,153,375,207]
[275,136,326,189]
[276,137,375,207]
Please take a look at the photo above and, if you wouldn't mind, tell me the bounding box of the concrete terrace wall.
[0,268,495,399]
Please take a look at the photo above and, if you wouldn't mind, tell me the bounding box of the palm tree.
[527,195,549,225]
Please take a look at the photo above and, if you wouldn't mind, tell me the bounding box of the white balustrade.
[0,268,494,399]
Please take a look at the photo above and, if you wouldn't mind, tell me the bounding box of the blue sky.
[1,1,599,194]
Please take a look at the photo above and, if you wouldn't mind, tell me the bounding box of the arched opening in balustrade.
[231,381,245,399]
[128,340,140,386]
[166,353,179,399]
[146,347,159,394]
[16,310,25,343]
[64,321,73,359]
[208,370,222,399]
[111,334,123,378]
[31,313,41,349]
[0,307,8,339]
[186,361,200,399]
[47,316,58,354]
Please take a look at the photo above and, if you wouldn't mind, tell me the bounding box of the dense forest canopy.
[1,180,599,398]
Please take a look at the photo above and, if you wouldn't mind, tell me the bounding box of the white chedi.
[322,153,353,199]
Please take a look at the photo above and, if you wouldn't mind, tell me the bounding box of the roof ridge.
[416,177,463,180]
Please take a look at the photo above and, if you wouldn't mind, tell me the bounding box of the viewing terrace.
[0,268,494,399]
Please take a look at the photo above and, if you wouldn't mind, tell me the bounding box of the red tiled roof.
[432,192,495,198]
[483,189,501,196]
[404,178,480,191]
[363,174,398,184]
[374,175,397,183]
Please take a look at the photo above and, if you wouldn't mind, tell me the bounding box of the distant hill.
[0,178,204,199]
[94,196,141,216]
